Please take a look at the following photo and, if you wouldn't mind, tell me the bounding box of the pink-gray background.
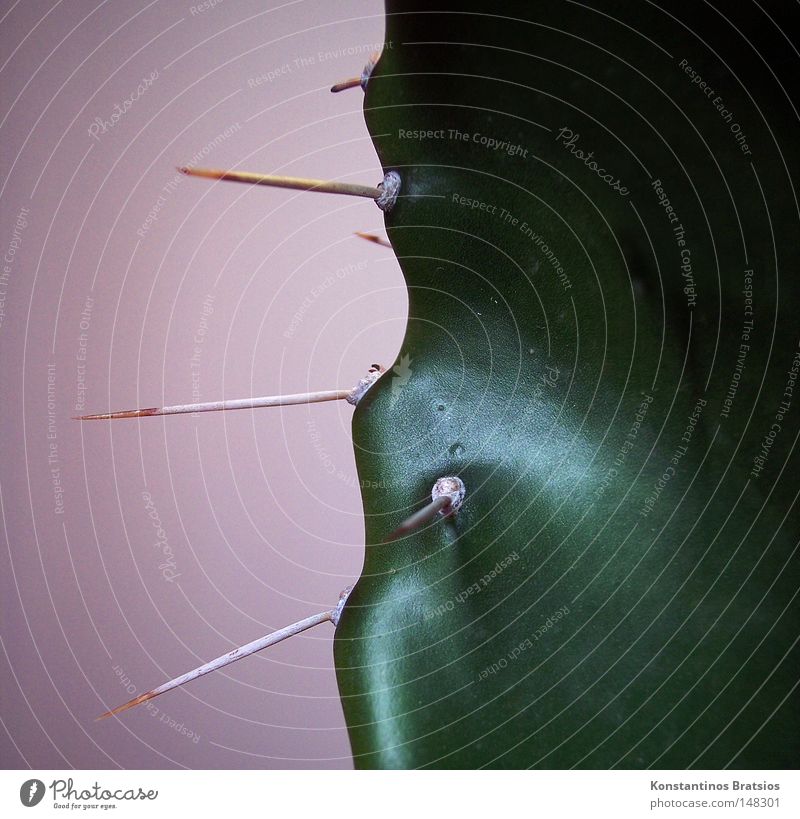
[0,0,403,769]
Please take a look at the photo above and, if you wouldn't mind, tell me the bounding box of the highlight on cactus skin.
[88,1,799,770]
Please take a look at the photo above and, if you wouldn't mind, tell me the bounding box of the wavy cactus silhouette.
[86,1,799,769]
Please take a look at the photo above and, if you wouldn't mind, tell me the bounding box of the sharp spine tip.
[355,231,392,248]
[77,408,159,421]
[330,77,361,93]
[96,692,156,721]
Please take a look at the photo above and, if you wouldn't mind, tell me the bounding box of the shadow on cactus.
[85,1,800,769]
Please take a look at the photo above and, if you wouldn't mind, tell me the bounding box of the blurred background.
[0,0,403,769]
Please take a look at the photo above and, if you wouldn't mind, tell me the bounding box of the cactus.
[89,1,799,769]
[334,1,800,769]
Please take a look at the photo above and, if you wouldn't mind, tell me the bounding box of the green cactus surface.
[333,1,800,768]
